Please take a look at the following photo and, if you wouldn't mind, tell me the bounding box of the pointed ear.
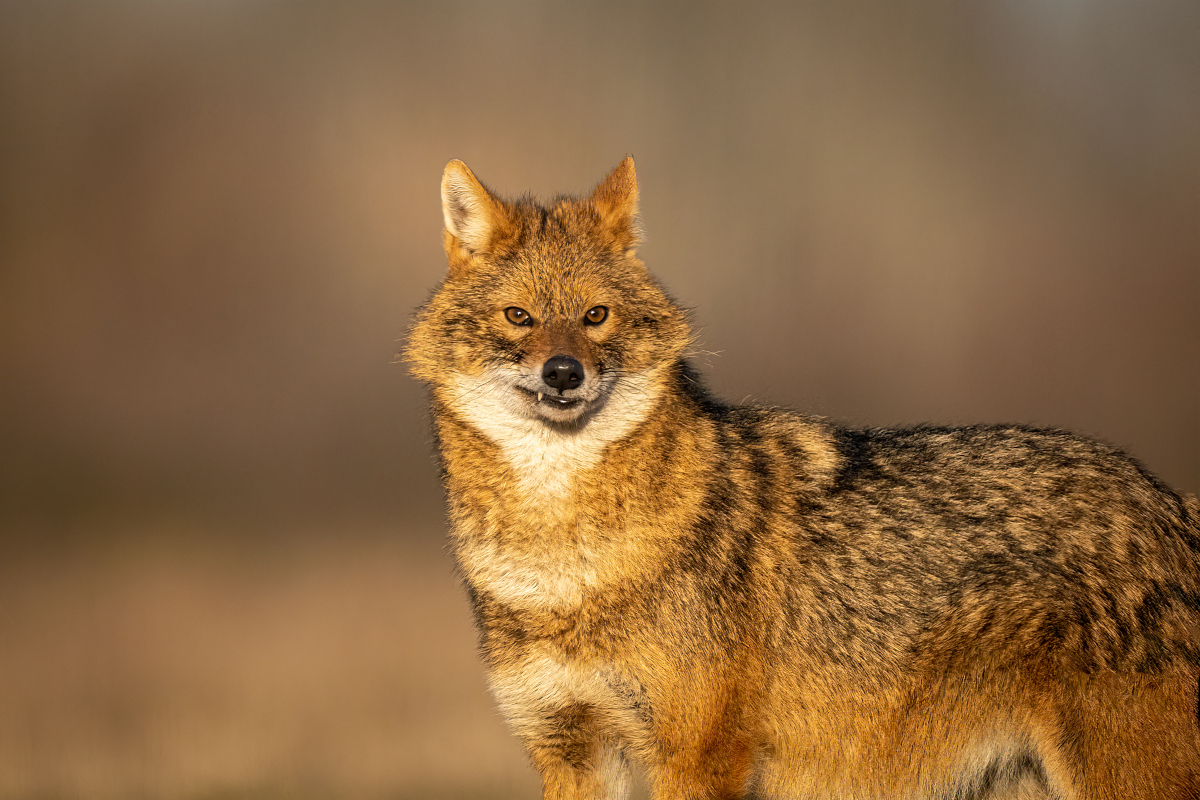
[441,160,506,255]
[590,156,641,252]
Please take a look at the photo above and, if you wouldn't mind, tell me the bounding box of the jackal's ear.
[590,156,642,253]
[441,160,507,260]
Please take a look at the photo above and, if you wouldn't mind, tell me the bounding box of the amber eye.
[583,306,608,325]
[504,307,533,326]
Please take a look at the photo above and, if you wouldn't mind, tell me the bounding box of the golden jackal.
[406,158,1200,799]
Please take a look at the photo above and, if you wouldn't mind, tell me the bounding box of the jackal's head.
[406,158,690,436]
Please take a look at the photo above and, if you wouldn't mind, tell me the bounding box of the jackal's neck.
[430,364,716,609]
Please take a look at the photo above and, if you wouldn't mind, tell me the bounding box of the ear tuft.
[441,160,503,254]
[590,156,641,251]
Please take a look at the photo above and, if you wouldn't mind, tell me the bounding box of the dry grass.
[0,520,538,800]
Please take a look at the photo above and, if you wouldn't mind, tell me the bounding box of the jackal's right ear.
[441,160,507,269]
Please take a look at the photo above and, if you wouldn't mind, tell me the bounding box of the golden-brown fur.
[406,158,1200,799]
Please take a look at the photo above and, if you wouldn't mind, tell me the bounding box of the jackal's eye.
[583,306,608,325]
[504,307,533,326]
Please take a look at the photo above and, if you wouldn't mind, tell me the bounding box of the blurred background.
[0,1,1196,798]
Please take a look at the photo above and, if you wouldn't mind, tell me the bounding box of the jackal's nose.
[541,355,584,392]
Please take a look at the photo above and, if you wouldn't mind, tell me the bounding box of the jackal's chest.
[451,500,650,612]
[444,457,633,609]
[469,552,660,747]
[457,527,595,609]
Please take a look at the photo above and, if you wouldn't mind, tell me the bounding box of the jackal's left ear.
[441,160,508,260]
[590,156,642,253]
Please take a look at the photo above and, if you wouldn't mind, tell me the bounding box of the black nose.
[542,355,585,392]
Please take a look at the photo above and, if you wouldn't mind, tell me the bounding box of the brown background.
[0,2,1196,798]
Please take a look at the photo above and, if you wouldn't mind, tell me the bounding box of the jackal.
[405,157,1200,799]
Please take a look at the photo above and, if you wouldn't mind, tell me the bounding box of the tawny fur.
[406,157,1200,800]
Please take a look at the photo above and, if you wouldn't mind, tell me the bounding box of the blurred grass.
[0,517,538,800]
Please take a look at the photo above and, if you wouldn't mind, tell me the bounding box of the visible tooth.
[537,392,544,403]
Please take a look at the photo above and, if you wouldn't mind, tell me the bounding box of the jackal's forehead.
[493,252,630,317]
[465,229,660,318]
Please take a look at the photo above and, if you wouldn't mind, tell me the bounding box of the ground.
[0,518,539,800]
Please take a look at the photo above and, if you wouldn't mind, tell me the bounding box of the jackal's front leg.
[526,706,631,800]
